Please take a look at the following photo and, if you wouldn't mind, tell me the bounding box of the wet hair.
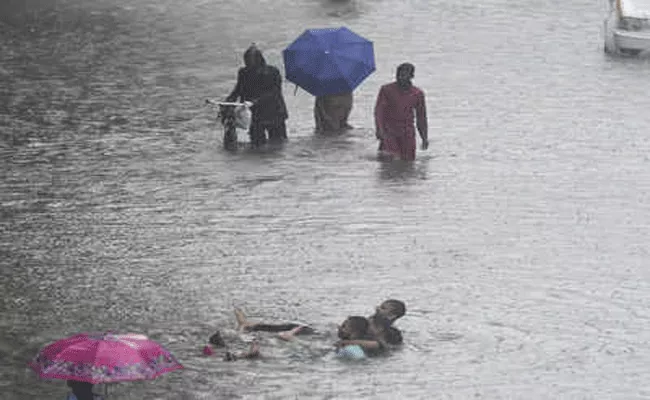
[209,331,226,347]
[397,63,415,76]
[346,316,370,336]
[382,299,406,319]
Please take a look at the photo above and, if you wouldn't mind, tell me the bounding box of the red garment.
[374,82,427,161]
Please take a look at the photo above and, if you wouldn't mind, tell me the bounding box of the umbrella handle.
[293,85,298,96]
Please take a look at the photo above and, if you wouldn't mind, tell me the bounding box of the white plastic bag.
[234,104,251,130]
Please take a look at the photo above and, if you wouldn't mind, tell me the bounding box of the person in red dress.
[374,63,428,161]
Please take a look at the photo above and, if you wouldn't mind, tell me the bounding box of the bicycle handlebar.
[205,99,249,107]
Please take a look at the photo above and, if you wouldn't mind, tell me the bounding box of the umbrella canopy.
[283,27,375,97]
[28,332,183,384]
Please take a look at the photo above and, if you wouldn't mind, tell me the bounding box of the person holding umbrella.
[314,91,354,133]
[29,332,183,399]
[374,62,429,161]
[226,44,289,147]
[283,27,375,134]
[66,380,100,400]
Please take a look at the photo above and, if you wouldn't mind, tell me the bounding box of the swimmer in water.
[336,299,407,354]
[202,330,261,362]
[336,316,370,341]
[233,307,316,338]
[373,298,406,346]
[334,316,371,359]
[229,310,371,359]
[232,298,406,347]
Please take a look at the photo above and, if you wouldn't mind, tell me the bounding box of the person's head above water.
[209,330,226,347]
[338,316,369,340]
[396,63,415,90]
[375,299,406,323]
[243,44,266,69]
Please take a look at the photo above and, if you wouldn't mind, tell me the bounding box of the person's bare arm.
[277,325,305,341]
[336,339,382,350]
[224,341,260,361]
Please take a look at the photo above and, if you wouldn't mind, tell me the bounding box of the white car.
[604,0,650,55]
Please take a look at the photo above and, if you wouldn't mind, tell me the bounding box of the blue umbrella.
[283,27,375,97]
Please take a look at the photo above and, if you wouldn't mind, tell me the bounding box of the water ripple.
[2,0,650,398]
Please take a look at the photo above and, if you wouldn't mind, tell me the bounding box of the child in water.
[333,316,371,359]
[202,330,261,361]
[231,298,405,339]
[229,299,407,357]
[335,299,406,354]
[230,309,371,360]
[268,314,371,359]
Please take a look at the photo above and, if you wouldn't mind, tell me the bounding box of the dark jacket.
[67,380,94,400]
[226,48,288,125]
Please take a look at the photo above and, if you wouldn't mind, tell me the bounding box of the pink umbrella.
[28,332,183,384]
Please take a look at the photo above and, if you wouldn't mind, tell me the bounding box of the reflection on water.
[3,0,650,398]
[376,158,428,182]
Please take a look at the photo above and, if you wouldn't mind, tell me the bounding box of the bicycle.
[206,99,251,150]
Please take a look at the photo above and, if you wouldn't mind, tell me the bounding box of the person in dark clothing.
[242,322,316,334]
[226,44,289,147]
[66,380,94,400]
[233,307,316,337]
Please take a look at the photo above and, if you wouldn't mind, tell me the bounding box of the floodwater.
[2,0,650,398]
